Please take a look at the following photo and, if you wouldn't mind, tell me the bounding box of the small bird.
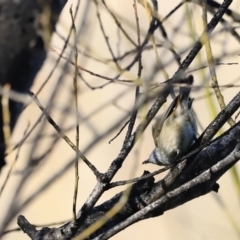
[143,75,197,166]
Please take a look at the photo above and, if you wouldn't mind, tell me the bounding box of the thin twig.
[102,0,137,47]
[0,84,12,196]
[94,0,122,72]
[79,72,111,90]
[108,119,130,144]
[29,91,101,178]
[107,166,170,189]
[105,44,163,62]
[161,0,190,23]
[121,0,142,142]
[174,0,233,76]
[202,0,235,126]
[21,0,81,114]
[50,47,132,84]
[1,84,11,160]
[36,1,81,97]
[0,122,30,195]
[70,4,80,223]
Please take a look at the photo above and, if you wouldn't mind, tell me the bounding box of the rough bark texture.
[17,123,240,239]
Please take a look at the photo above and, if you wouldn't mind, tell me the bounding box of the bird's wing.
[152,115,162,147]
[152,95,179,147]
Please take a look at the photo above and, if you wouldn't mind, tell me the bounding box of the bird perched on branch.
[143,75,197,166]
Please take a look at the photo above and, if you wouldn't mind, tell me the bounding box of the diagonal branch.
[17,122,240,240]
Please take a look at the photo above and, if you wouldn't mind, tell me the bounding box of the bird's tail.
[179,75,194,103]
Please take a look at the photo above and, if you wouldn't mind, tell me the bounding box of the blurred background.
[0,0,240,239]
